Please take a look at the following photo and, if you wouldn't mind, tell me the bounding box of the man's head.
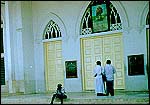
[57,84,62,88]
[106,60,111,64]
[96,61,101,66]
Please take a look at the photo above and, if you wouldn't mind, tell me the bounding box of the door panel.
[82,39,94,90]
[112,34,125,89]
[44,41,64,91]
[82,37,103,90]
[81,33,125,90]
[94,38,103,62]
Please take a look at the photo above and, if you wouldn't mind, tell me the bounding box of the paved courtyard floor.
[1,90,149,104]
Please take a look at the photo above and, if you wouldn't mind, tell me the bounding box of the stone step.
[1,91,149,104]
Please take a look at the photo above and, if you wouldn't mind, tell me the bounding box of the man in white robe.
[93,61,105,96]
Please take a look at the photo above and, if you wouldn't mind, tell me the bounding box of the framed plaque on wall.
[65,60,77,78]
[128,54,144,76]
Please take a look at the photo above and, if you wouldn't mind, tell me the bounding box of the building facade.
[1,1,149,94]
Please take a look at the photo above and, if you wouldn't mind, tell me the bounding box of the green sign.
[65,61,77,78]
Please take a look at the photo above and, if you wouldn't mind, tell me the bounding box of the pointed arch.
[75,1,90,36]
[43,20,62,40]
[78,1,125,35]
[110,1,129,28]
[139,2,149,26]
[36,12,67,42]
[76,1,129,36]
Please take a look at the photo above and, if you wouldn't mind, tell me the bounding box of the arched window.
[43,20,61,39]
[80,0,122,35]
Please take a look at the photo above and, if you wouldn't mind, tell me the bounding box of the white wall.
[20,1,36,94]
[121,1,149,91]
[2,1,36,94]
[32,1,86,92]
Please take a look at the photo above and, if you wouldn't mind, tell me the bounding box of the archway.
[78,1,126,91]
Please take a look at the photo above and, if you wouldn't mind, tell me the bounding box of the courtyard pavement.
[1,90,149,104]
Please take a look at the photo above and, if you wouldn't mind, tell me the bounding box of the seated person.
[50,84,67,104]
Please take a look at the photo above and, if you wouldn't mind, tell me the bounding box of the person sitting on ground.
[50,83,67,104]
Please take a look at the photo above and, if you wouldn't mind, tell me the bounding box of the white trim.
[42,37,62,43]
[5,1,13,93]
[79,30,123,39]
[146,25,149,29]
[1,24,3,28]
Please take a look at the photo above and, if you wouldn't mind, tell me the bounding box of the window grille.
[43,20,61,39]
[80,8,92,35]
[80,1,122,35]
[109,3,122,31]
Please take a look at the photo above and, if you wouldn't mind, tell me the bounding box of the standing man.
[93,61,105,96]
[104,60,116,96]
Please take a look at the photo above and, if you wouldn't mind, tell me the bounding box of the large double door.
[81,33,125,90]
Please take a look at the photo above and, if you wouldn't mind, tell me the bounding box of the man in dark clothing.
[50,84,67,104]
[104,60,116,96]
